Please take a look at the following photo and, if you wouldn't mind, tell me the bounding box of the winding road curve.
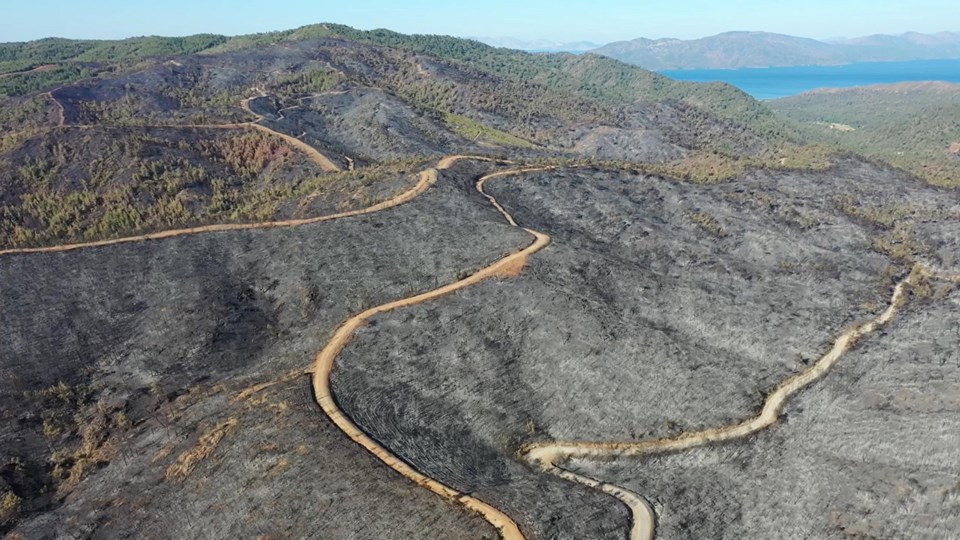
[0,152,537,537]
[240,94,342,172]
[42,91,342,171]
[6,90,960,539]
[309,166,553,540]
[519,266,928,540]
[0,150,493,256]
[472,168,960,539]
[461,167,960,540]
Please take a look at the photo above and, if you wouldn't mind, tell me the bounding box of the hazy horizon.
[5,24,959,49]
[472,29,960,50]
[1,0,957,44]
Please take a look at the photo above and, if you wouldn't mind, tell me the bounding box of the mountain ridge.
[593,30,960,70]
[3,19,960,540]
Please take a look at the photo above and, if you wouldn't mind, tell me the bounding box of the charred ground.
[1,23,958,540]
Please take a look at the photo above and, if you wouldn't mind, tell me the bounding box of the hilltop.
[0,23,831,250]
[1,21,959,540]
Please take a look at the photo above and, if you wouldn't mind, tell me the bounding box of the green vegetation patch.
[0,65,96,97]
[204,23,792,141]
[0,34,227,69]
[644,143,835,184]
[0,127,427,249]
[770,84,960,187]
[2,23,794,150]
[686,210,727,237]
[271,69,343,97]
[443,113,538,148]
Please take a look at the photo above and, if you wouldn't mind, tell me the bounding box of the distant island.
[592,30,960,70]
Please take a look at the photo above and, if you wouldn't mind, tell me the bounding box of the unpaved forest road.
[477,170,960,539]
[519,265,960,540]
[0,92,450,257]
[6,91,960,540]
[311,162,960,539]
[309,176,546,540]
[240,94,342,172]
[42,91,342,171]
[476,168,960,540]
[0,149,530,536]
[0,64,58,79]
[0,163,423,256]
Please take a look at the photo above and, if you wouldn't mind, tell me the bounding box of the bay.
[661,59,960,100]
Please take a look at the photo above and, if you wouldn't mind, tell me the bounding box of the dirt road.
[468,167,960,540]
[7,88,960,539]
[0,64,58,79]
[0,151,525,536]
[0,156,492,257]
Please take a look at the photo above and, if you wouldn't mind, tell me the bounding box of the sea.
[660,59,960,101]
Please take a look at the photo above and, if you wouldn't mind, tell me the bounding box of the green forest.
[771,84,960,186]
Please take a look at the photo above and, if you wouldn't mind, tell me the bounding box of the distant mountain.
[835,31,960,61]
[593,31,960,70]
[470,36,601,52]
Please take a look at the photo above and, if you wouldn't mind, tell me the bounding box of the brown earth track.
[0,64,58,79]
[239,94,342,172]
[8,88,960,540]
[310,165,550,540]
[0,155,495,257]
[0,154,528,538]
[519,266,931,540]
[468,167,960,540]
[41,91,340,170]
[4,85,527,537]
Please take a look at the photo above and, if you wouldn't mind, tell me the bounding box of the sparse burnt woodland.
[0,22,958,540]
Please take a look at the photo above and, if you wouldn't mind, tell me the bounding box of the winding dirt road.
[309,165,550,540]
[0,152,536,537]
[42,91,341,172]
[0,155,493,257]
[472,169,960,540]
[519,266,927,540]
[240,94,342,172]
[0,64,58,79]
[6,89,960,539]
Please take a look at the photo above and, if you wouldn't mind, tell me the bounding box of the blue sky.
[1,0,956,43]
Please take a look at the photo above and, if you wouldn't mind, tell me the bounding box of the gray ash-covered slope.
[332,160,960,538]
[25,33,777,165]
[571,289,960,539]
[0,160,529,539]
[247,88,471,166]
[2,21,959,540]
